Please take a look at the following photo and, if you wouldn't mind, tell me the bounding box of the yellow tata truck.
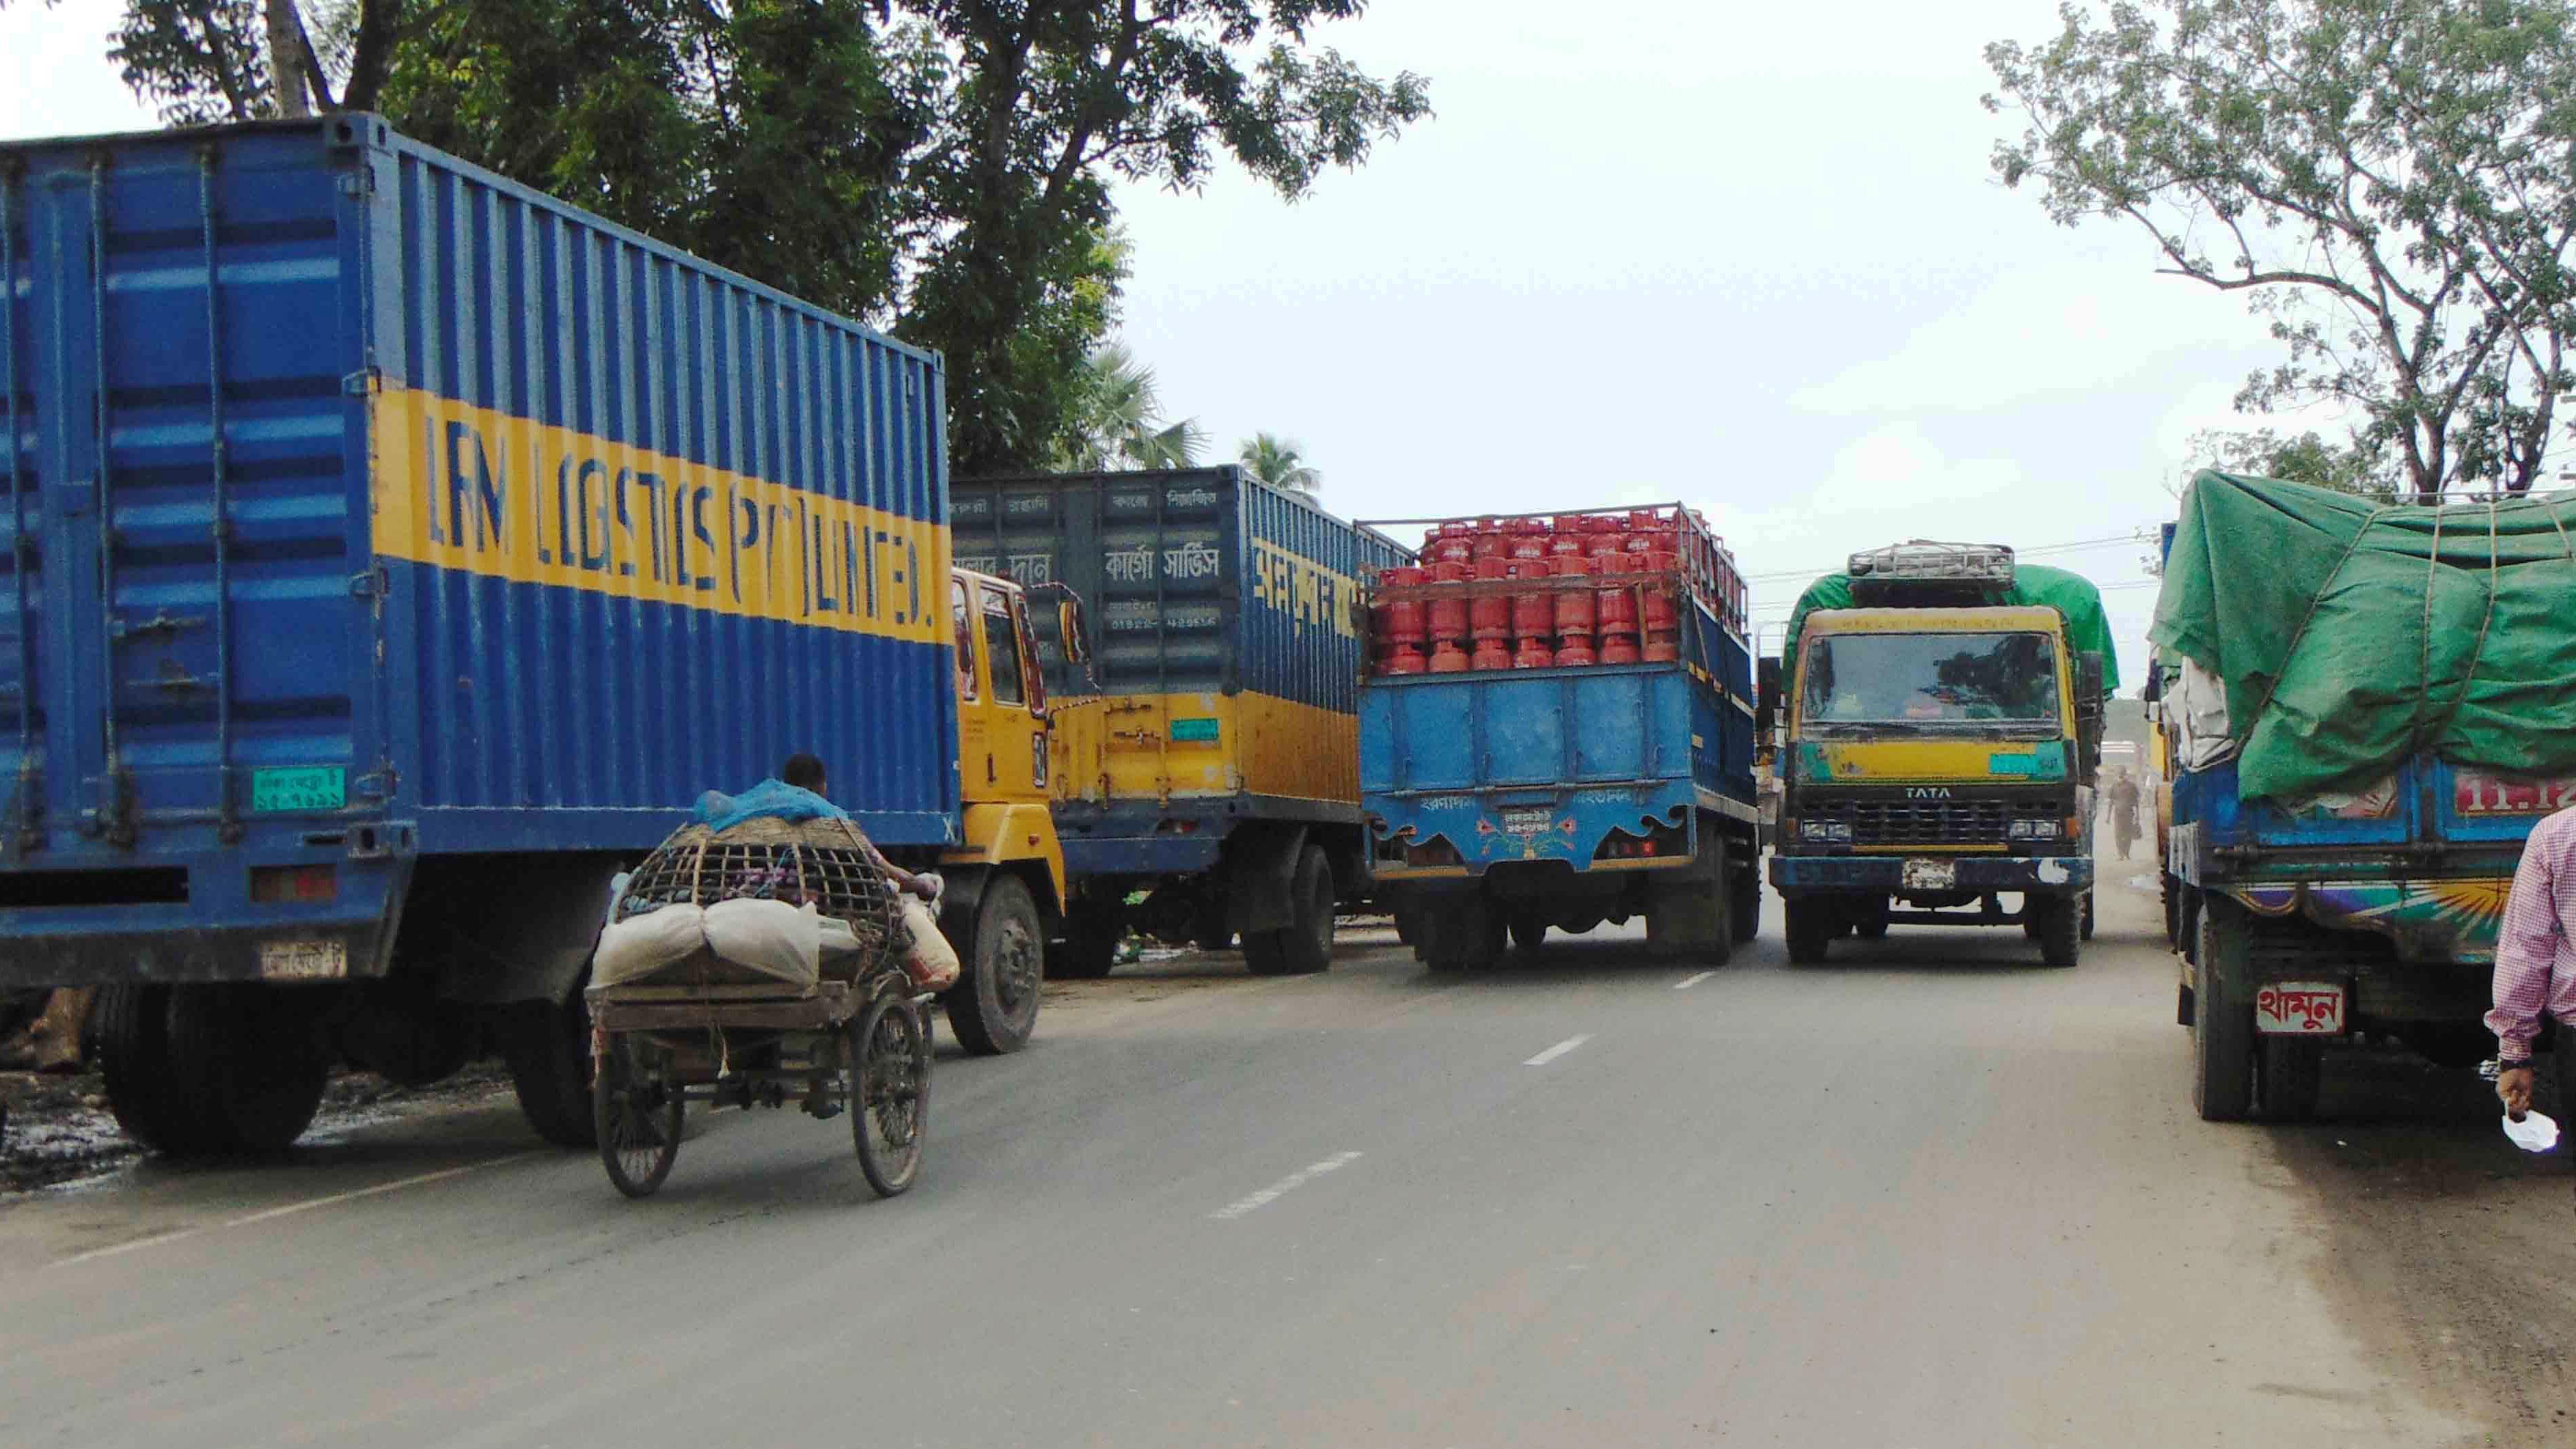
[1763,543,2113,967]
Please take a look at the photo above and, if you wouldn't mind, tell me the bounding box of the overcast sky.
[1,0,2413,681]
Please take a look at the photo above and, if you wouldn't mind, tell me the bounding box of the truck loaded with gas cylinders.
[1358,506,1761,968]
[950,468,1408,977]
[2152,473,2576,1122]
[0,118,1063,1154]
[1767,543,2115,967]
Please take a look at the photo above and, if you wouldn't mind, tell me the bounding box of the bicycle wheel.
[592,1035,684,1199]
[851,993,930,1198]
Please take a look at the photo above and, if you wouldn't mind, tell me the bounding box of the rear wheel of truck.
[1423,896,1504,972]
[96,984,219,1155]
[2256,1037,2323,1122]
[1509,912,1548,952]
[1783,898,1835,965]
[504,976,598,1148]
[2191,902,2256,1121]
[1048,900,1125,980]
[2080,889,2096,941]
[2036,894,2081,969]
[946,874,1043,1054]
[163,984,332,1153]
[1731,864,1760,944]
[1246,844,1335,977]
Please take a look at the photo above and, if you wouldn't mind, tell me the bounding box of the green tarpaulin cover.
[2152,471,2576,803]
[1781,562,2122,695]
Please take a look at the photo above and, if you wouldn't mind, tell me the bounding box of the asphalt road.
[3,869,2568,1447]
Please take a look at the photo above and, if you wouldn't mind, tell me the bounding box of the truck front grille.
[1822,799,2014,847]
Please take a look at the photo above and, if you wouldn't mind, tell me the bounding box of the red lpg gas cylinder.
[1552,556,1596,666]
[1427,562,1471,672]
[1511,560,1554,668]
[1596,553,1641,665]
[1379,566,1427,675]
[1641,551,1681,662]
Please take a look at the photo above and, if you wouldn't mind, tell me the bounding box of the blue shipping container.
[0,118,953,986]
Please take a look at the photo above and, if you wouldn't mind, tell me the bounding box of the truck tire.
[504,976,597,1148]
[2257,1037,2323,1122]
[1784,898,1835,965]
[946,874,1043,1054]
[1509,912,1548,952]
[2161,871,2179,948]
[1731,865,1760,944]
[163,984,331,1153]
[1852,898,1891,940]
[2080,889,2096,941]
[96,984,217,1155]
[1246,844,1335,976]
[1049,900,1125,980]
[2192,902,2256,1121]
[1423,896,1504,972]
[2038,893,2081,968]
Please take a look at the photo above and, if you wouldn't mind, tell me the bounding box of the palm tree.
[1053,342,1207,471]
[1238,433,1320,496]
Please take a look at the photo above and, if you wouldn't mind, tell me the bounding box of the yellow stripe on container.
[371,386,946,645]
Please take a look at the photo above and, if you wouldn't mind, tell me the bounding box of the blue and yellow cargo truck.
[1357,506,1762,969]
[1767,543,2112,968]
[0,118,1063,1153]
[952,468,1408,977]
[2153,473,2576,1122]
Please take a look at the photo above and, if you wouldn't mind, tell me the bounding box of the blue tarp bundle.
[693,779,850,833]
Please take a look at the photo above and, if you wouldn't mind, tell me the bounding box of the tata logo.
[1905,787,1954,799]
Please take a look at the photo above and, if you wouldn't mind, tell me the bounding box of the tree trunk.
[267,0,311,119]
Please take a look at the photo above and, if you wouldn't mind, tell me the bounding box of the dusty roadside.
[2275,1050,2575,1447]
[1,1063,519,1196]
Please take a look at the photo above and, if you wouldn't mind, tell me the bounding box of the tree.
[893,1,1430,473]
[2184,427,2394,498]
[1052,342,1207,471]
[1987,0,2576,499]
[84,1,1428,475]
[1237,432,1319,494]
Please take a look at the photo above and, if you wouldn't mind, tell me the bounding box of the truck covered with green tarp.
[1781,563,2121,697]
[2150,471,2576,1124]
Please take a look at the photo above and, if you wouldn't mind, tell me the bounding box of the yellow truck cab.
[922,566,1069,1053]
[1763,543,2107,967]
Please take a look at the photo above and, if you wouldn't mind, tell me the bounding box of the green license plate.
[1169,717,1220,743]
[251,767,346,813]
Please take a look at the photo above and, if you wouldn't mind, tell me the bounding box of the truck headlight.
[1799,819,1853,842]
[2008,818,2061,840]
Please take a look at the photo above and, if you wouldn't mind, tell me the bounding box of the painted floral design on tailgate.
[2232,879,2513,962]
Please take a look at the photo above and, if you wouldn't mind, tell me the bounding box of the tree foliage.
[1050,342,1207,471]
[90,0,1429,474]
[1987,0,2576,499]
[1237,432,1319,494]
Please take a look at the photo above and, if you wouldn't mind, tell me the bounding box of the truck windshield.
[1800,632,2059,726]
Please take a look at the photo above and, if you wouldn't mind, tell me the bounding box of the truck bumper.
[1767,853,2093,896]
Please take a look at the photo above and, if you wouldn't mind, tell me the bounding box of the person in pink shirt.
[2488,805,2576,1118]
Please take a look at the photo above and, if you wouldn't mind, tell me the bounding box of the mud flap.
[1223,825,1309,938]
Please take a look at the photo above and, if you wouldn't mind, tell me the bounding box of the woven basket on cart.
[612,815,908,989]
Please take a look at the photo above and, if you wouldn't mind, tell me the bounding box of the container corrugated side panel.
[1234,479,1406,803]
[953,468,1236,698]
[366,128,955,851]
[0,122,374,866]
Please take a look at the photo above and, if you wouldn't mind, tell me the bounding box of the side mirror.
[2077,652,2105,717]
[1755,655,1782,739]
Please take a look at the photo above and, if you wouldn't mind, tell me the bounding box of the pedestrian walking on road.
[2107,768,2142,861]
[2489,803,2576,1121]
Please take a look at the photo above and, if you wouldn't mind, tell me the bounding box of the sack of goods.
[592,816,909,993]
